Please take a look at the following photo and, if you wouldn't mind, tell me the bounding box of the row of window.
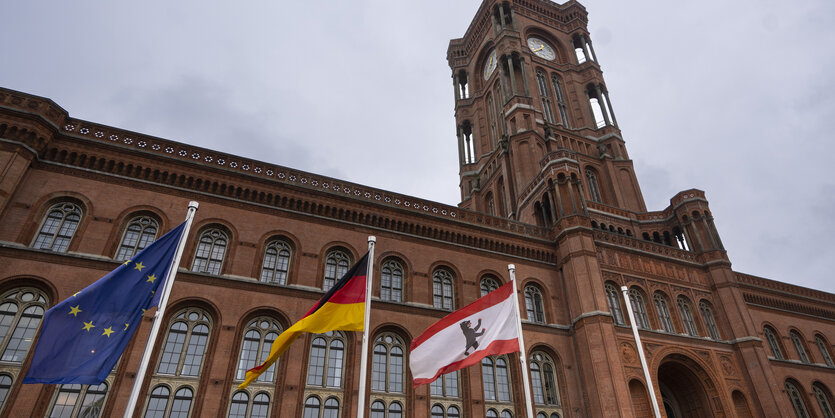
[763,326,834,368]
[785,380,835,418]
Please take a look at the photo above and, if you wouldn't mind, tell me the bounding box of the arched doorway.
[656,354,722,417]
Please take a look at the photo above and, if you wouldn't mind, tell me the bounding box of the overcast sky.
[3,1,833,293]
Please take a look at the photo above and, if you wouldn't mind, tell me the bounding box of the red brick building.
[1,0,834,417]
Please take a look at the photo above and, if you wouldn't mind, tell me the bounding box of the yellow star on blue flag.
[23,221,187,385]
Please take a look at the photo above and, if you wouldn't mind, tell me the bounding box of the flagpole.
[621,286,662,418]
[508,264,535,418]
[355,236,376,418]
[123,201,199,418]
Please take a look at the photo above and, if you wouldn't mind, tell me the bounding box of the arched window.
[156,308,211,377]
[432,269,454,311]
[306,331,346,388]
[628,288,650,329]
[323,397,339,418]
[677,297,698,337]
[48,382,108,418]
[764,326,784,360]
[191,228,228,275]
[816,335,834,367]
[502,411,513,418]
[481,276,500,297]
[323,249,351,291]
[524,285,545,323]
[448,406,460,418]
[699,301,721,340]
[430,371,460,398]
[653,293,675,333]
[302,395,338,418]
[0,288,48,363]
[487,409,499,418]
[116,216,159,261]
[260,239,292,285]
[381,259,404,302]
[33,202,83,252]
[551,75,570,128]
[585,170,601,203]
[144,385,170,418]
[786,380,811,418]
[370,400,385,418]
[431,405,444,418]
[790,331,810,364]
[536,69,555,123]
[251,393,270,418]
[0,374,10,410]
[372,333,405,393]
[228,391,249,418]
[236,318,282,383]
[604,284,624,325]
[813,383,835,418]
[529,352,560,405]
[482,356,511,402]
[144,385,193,418]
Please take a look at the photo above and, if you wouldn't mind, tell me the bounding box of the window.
[191,228,228,275]
[816,335,834,367]
[372,333,405,393]
[524,285,545,323]
[529,352,560,406]
[369,400,401,418]
[115,216,159,261]
[786,380,811,418]
[551,75,570,128]
[677,297,698,337]
[431,405,460,418]
[144,385,193,418]
[430,371,459,398]
[0,374,10,410]
[228,391,248,418]
[628,288,649,329]
[0,288,48,363]
[33,202,82,252]
[156,308,211,377]
[380,259,404,302]
[481,276,500,297]
[48,382,108,418]
[236,318,282,383]
[487,94,499,147]
[585,170,601,203]
[482,356,511,402]
[323,249,351,291]
[699,301,721,340]
[260,239,292,285]
[654,293,675,333]
[229,391,270,418]
[306,331,346,388]
[604,284,624,325]
[791,331,810,364]
[764,326,784,360]
[433,269,454,310]
[813,383,835,418]
[536,69,555,123]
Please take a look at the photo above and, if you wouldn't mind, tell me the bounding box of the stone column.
[595,85,612,126]
[602,88,618,127]
[518,57,531,97]
[491,13,501,36]
[506,56,518,97]
[457,126,465,165]
[499,61,511,101]
[701,216,719,250]
[582,35,593,63]
[588,37,599,63]
[586,90,598,129]
[453,74,460,101]
[551,182,565,218]
[573,178,589,215]
[498,5,507,30]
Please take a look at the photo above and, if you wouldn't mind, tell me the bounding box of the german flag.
[238,253,368,389]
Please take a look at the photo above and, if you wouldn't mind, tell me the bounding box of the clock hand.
[532,45,544,52]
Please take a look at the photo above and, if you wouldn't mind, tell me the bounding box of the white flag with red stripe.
[410,281,520,386]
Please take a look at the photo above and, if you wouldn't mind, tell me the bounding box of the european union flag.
[23,221,187,384]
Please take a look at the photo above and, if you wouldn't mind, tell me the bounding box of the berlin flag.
[410,281,520,386]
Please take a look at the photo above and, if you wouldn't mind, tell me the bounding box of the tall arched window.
[786,380,811,418]
[372,333,405,394]
[0,288,48,364]
[229,391,270,418]
[790,331,810,364]
[585,170,601,203]
[115,216,159,261]
[764,326,784,360]
[380,259,404,302]
[303,396,321,418]
[677,297,698,337]
[236,318,282,383]
[529,352,560,406]
[260,239,292,285]
[628,288,650,329]
[48,382,108,418]
[306,331,346,389]
[699,301,721,340]
[653,293,675,333]
[481,276,500,297]
[433,269,454,311]
[525,285,545,323]
[32,202,83,252]
[813,383,835,418]
[144,385,193,418]
[482,355,511,402]
[816,335,834,367]
[604,283,624,325]
[191,228,228,275]
[551,75,570,128]
[323,249,351,291]
[430,371,460,398]
[536,69,555,123]
[156,308,211,377]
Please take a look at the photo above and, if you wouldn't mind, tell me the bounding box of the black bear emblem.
[460,318,485,356]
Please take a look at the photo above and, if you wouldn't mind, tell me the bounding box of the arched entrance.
[656,354,721,418]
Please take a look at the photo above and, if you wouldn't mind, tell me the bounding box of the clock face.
[483,50,498,80]
[527,37,556,60]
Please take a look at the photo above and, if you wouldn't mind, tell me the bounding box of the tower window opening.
[536,69,554,123]
[457,71,469,99]
[551,75,570,128]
